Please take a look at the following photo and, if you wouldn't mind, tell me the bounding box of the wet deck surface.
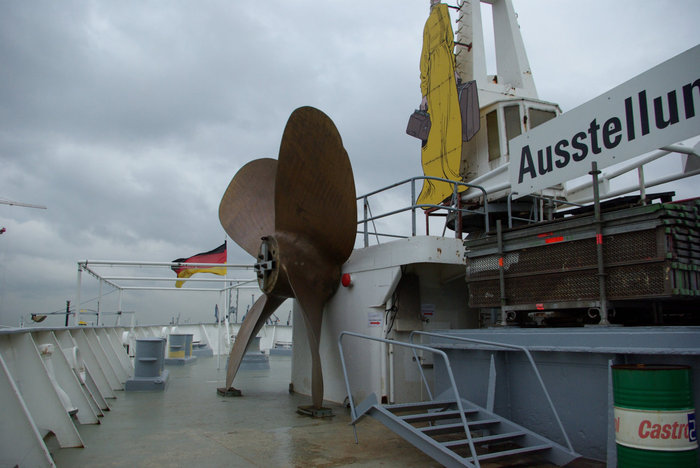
[52,355,604,467]
[52,355,442,467]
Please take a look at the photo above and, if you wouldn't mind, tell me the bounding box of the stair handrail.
[409,331,575,453]
[338,331,482,467]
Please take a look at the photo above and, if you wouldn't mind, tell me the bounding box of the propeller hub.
[254,235,292,297]
[254,236,277,293]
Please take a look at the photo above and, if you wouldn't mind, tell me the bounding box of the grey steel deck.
[51,355,603,467]
[51,355,441,467]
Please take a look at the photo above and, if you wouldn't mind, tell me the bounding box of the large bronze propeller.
[218,106,356,409]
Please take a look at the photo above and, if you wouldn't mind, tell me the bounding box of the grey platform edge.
[125,369,170,391]
[164,356,198,366]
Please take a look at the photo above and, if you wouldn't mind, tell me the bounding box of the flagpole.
[117,290,123,326]
[217,292,221,370]
[97,279,103,326]
[75,266,83,326]
[218,238,226,371]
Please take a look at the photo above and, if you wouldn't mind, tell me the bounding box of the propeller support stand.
[296,405,334,418]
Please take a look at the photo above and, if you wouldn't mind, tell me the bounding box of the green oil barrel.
[612,364,698,467]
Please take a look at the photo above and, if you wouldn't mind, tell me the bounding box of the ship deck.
[51,354,602,467]
[51,355,442,467]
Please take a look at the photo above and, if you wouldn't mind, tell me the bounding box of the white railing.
[0,325,133,467]
[0,321,292,467]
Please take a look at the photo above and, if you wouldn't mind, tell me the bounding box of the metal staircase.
[358,393,577,467]
[338,331,580,468]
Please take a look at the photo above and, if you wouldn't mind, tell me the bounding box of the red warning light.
[341,273,352,287]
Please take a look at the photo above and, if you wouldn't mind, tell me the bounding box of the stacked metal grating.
[464,199,700,308]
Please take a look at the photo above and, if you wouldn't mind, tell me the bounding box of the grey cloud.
[1,0,698,326]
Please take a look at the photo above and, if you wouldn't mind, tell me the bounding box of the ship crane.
[0,198,47,236]
[449,0,699,235]
[0,198,47,210]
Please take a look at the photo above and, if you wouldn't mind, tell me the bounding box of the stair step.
[386,400,456,413]
[442,431,526,449]
[475,443,552,462]
[401,409,478,423]
[420,418,499,436]
[365,397,579,467]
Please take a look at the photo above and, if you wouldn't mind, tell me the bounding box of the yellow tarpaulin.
[417,3,465,207]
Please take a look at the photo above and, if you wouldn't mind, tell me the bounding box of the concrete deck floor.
[51,355,603,467]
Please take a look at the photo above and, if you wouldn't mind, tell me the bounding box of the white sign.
[367,311,382,328]
[509,45,700,197]
[614,407,698,451]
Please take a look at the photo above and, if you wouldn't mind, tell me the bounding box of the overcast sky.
[1,0,699,327]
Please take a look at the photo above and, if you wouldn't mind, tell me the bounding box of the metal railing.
[408,331,575,453]
[357,176,489,247]
[357,143,700,247]
[338,330,482,467]
[506,192,586,228]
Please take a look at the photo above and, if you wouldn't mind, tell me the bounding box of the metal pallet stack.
[464,199,700,311]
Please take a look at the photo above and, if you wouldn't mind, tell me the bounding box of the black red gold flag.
[171,242,227,288]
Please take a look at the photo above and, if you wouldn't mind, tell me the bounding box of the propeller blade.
[284,256,339,409]
[224,293,285,389]
[218,107,357,412]
[219,158,277,257]
[275,106,357,264]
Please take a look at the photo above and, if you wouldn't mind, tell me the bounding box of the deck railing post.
[75,265,83,326]
[590,162,609,325]
[411,179,417,237]
[363,196,369,247]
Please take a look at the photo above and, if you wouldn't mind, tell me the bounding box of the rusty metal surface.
[218,107,357,408]
[283,243,340,409]
[465,199,700,308]
[223,294,285,389]
[219,158,277,257]
[275,106,357,264]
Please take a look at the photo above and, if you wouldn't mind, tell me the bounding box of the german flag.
[171,242,227,288]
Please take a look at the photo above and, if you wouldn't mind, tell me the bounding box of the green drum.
[612,364,698,467]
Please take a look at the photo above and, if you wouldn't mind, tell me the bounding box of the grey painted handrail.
[338,330,482,467]
[408,330,574,453]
